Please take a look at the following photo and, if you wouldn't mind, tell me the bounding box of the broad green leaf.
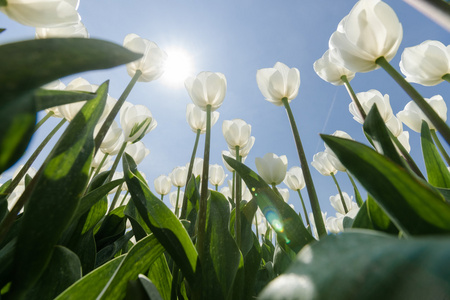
[55,256,124,300]
[201,191,241,299]
[126,274,163,300]
[351,201,374,230]
[230,198,258,257]
[25,246,81,300]
[96,231,134,267]
[95,206,126,252]
[367,196,399,234]
[34,89,97,112]
[322,135,450,235]
[147,255,172,300]
[437,187,450,204]
[8,82,108,298]
[223,155,314,253]
[260,230,450,299]
[123,154,198,284]
[97,234,165,299]
[0,238,15,288]
[363,105,405,167]
[235,234,262,300]
[0,38,141,94]
[124,200,151,240]
[421,121,450,188]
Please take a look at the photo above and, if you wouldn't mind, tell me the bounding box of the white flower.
[154,175,171,196]
[169,166,188,188]
[120,102,157,143]
[313,49,355,85]
[329,192,358,215]
[311,152,337,176]
[186,103,220,134]
[349,89,394,124]
[255,153,288,185]
[36,21,88,38]
[209,164,227,187]
[125,141,150,165]
[222,119,252,150]
[283,166,305,191]
[185,72,227,111]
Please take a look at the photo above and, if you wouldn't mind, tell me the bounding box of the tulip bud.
[169,166,188,188]
[209,164,227,187]
[283,166,305,191]
[185,71,227,111]
[154,175,172,196]
[222,119,252,150]
[186,103,220,133]
[314,49,355,85]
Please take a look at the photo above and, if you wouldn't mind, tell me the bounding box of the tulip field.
[1,0,450,299]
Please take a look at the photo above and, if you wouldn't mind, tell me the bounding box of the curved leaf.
[322,135,450,236]
[260,231,450,299]
[34,89,97,112]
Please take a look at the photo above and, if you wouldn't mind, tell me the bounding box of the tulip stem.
[94,69,141,154]
[197,105,212,260]
[105,141,128,184]
[331,173,348,214]
[443,74,450,83]
[346,172,363,207]
[34,111,54,132]
[341,75,366,120]
[175,186,181,217]
[254,213,259,240]
[376,56,450,145]
[92,153,109,181]
[231,171,236,205]
[119,191,129,207]
[4,118,66,196]
[161,194,164,201]
[109,183,124,213]
[282,97,327,237]
[297,190,311,229]
[235,146,242,249]
[431,129,450,166]
[180,129,201,220]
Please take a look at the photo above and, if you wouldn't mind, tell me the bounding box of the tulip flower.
[222,150,246,172]
[58,77,96,122]
[154,175,172,200]
[36,21,88,39]
[169,191,184,210]
[91,150,112,173]
[256,62,300,106]
[278,188,290,203]
[120,102,157,143]
[329,0,403,73]
[94,121,123,155]
[186,157,203,178]
[184,71,227,111]
[309,211,328,240]
[311,152,337,176]
[349,89,394,124]
[400,40,450,86]
[186,103,220,134]
[255,153,288,186]
[169,166,188,188]
[323,130,353,172]
[329,192,358,215]
[313,49,355,85]
[43,80,66,119]
[397,95,447,133]
[1,0,80,28]
[222,119,252,151]
[123,33,168,82]
[125,141,150,165]
[230,136,255,158]
[283,166,305,192]
[209,164,226,189]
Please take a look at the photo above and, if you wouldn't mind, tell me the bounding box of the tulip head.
[186,103,219,134]
[36,21,88,39]
[169,166,188,188]
[400,40,450,86]
[311,152,337,176]
[123,34,168,82]
[283,166,305,191]
[185,71,227,111]
[329,0,403,73]
[255,153,288,186]
[349,89,393,124]
[313,49,355,85]
[222,119,252,150]
[154,175,172,196]
[397,95,447,133]
[256,62,300,106]
[209,164,227,187]
[120,102,157,143]
[125,141,150,165]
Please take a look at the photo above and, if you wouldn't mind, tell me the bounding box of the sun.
[161,47,195,88]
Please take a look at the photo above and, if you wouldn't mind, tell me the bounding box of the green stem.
[235,146,242,249]
[331,173,348,214]
[443,73,450,83]
[108,183,124,214]
[34,111,54,132]
[180,129,201,220]
[231,171,236,206]
[105,141,128,183]
[4,118,66,196]
[197,105,212,260]
[175,186,181,217]
[215,185,218,192]
[346,172,363,208]
[94,69,141,154]
[161,194,164,201]
[282,97,327,237]
[297,190,311,229]
[119,191,129,207]
[92,152,109,180]
[254,213,259,241]
[376,56,450,145]
[431,129,450,166]
[341,75,366,120]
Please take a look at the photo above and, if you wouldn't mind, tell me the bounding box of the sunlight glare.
[161,48,195,88]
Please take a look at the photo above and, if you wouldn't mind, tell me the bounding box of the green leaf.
[223,155,314,253]
[147,255,172,300]
[363,105,405,167]
[97,234,165,299]
[25,246,81,300]
[55,256,124,300]
[34,89,97,112]
[123,154,198,285]
[0,38,141,94]
[322,135,450,236]
[96,230,134,267]
[259,230,450,299]
[126,274,163,300]
[8,82,108,298]
[421,121,450,188]
[201,191,241,299]
[95,206,126,252]
[230,198,258,257]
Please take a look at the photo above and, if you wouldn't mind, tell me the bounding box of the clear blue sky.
[1,1,449,219]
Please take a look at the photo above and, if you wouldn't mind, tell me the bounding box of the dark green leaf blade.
[421,121,450,188]
[0,38,141,93]
[8,82,108,298]
[260,231,450,299]
[223,155,314,253]
[322,135,450,235]
[34,89,97,112]
[123,153,198,284]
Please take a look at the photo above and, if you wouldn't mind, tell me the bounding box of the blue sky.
[1,1,449,219]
